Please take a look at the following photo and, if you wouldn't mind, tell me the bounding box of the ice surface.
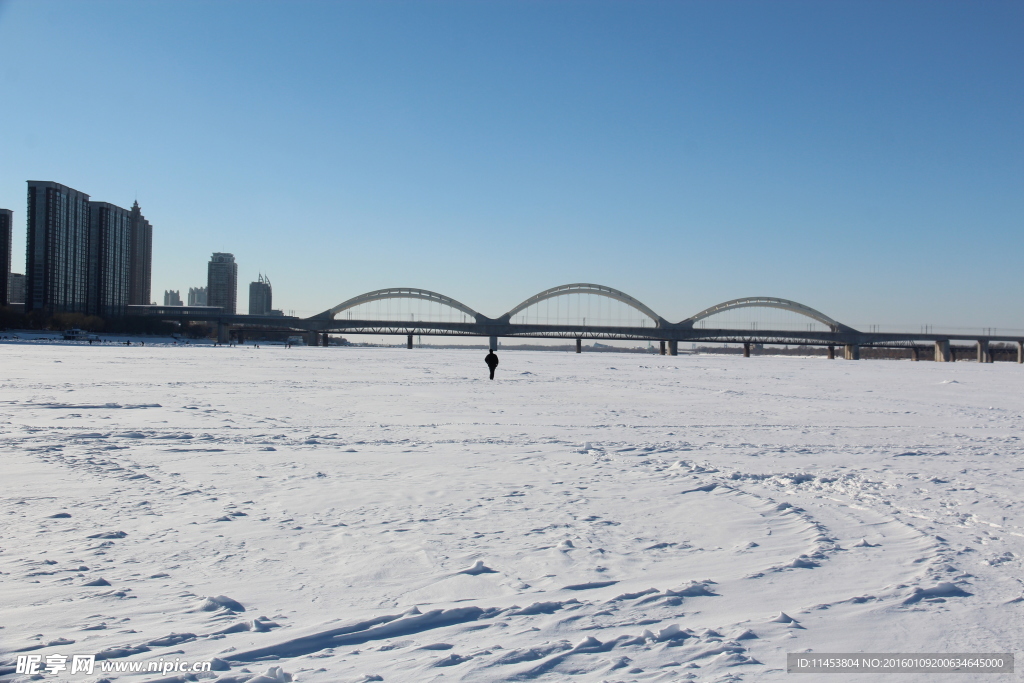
[1,344,1023,681]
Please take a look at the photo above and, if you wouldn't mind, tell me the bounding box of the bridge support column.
[322,333,329,347]
[307,332,319,346]
[977,340,991,363]
[827,345,835,359]
[668,340,678,356]
[911,347,920,361]
[659,341,665,355]
[489,335,498,351]
[236,331,244,345]
[407,334,413,349]
[843,344,859,360]
[576,338,582,353]
[743,342,750,358]
[1018,341,1023,364]
[934,340,951,362]
[217,322,228,344]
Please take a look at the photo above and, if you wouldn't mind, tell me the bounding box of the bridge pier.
[934,340,951,362]
[659,341,665,355]
[1019,341,1024,364]
[911,346,920,361]
[977,340,992,363]
[576,338,582,353]
[843,344,859,360]
[322,333,329,347]
[827,345,835,360]
[743,342,750,358]
[217,322,228,344]
[236,330,244,345]
[407,334,413,349]
[668,340,678,356]
[488,335,498,351]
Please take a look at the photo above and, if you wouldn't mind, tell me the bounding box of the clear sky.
[1,0,1021,329]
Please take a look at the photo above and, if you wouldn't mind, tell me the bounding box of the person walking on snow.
[485,349,499,380]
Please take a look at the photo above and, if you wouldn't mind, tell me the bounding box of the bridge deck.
[128,308,1024,347]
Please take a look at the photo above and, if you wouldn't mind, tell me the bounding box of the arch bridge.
[131,283,1023,363]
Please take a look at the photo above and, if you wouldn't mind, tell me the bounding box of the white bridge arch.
[500,283,666,325]
[314,286,852,335]
[679,297,845,332]
[318,287,482,321]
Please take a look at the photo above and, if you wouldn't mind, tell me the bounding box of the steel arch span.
[680,297,847,332]
[501,283,666,326]
[317,288,482,321]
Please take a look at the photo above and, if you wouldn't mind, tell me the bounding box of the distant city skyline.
[0,1,1021,328]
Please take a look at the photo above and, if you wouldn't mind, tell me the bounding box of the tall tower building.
[188,286,207,306]
[88,202,132,317]
[0,209,11,306]
[26,181,91,314]
[207,252,237,314]
[128,201,152,306]
[248,274,272,315]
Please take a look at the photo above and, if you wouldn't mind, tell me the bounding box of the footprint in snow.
[458,560,497,575]
[786,556,819,569]
[195,595,245,613]
[87,531,127,539]
[902,582,972,605]
[769,612,803,627]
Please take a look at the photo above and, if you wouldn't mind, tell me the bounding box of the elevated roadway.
[129,284,1024,363]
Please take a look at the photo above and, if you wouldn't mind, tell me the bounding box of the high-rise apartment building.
[26,181,91,314]
[129,201,152,306]
[8,273,25,305]
[88,202,132,317]
[207,253,237,314]
[24,182,153,316]
[188,286,207,306]
[0,209,11,306]
[249,274,272,315]
[163,290,183,306]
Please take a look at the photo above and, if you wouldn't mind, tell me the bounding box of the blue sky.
[1,0,1021,328]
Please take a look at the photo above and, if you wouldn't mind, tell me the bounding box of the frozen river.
[2,344,1022,682]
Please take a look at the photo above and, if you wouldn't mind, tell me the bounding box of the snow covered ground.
[2,344,1022,682]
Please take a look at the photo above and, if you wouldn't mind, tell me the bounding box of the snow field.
[1,344,1023,682]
